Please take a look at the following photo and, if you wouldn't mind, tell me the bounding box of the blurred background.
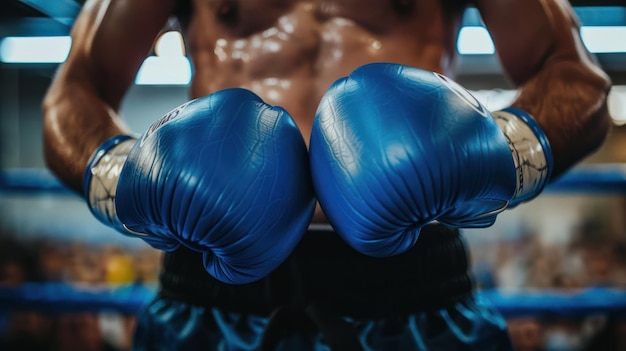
[1,1,625,350]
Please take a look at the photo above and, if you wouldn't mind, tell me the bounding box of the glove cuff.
[83,135,137,233]
[492,107,553,207]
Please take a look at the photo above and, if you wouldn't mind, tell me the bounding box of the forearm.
[42,76,132,194]
[476,0,613,180]
[41,0,176,194]
[510,59,611,180]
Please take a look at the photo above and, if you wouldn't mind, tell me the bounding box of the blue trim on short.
[133,294,513,351]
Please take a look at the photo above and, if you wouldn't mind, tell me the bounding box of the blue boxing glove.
[310,63,552,257]
[84,88,316,284]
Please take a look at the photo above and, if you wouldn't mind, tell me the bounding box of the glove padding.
[85,88,316,284]
[310,63,551,257]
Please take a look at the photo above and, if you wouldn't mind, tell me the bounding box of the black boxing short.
[133,223,512,350]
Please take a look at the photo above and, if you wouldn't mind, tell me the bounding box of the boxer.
[42,0,611,349]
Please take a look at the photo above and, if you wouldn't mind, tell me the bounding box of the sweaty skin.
[186,0,463,143]
[42,0,611,223]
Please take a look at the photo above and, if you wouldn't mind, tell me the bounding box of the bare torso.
[183,0,466,144]
[42,0,611,205]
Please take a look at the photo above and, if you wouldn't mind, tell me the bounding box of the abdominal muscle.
[183,0,463,221]
[185,0,462,143]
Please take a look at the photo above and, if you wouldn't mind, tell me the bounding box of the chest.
[189,0,446,37]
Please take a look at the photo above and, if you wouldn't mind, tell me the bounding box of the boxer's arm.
[42,0,177,194]
[476,0,612,180]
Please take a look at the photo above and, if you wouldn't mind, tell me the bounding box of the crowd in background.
[1,196,625,350]
[468,197,626,351]
[0,236,161,351]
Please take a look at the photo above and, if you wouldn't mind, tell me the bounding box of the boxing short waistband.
[158,223,472,319]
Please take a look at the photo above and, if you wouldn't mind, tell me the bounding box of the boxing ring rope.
[1,283,625,319]
[2,164,626,195]
[1,165,625,318]
[0,283,152,315]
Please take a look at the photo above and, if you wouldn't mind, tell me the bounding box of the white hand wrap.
[84,136,137,232]
[491,108,553,207]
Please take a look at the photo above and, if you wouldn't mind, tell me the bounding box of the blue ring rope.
[0,283,625,318]
[2,164,625,195]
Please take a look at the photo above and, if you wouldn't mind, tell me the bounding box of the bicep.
[475,0,588,85]
[60,0,177,109]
